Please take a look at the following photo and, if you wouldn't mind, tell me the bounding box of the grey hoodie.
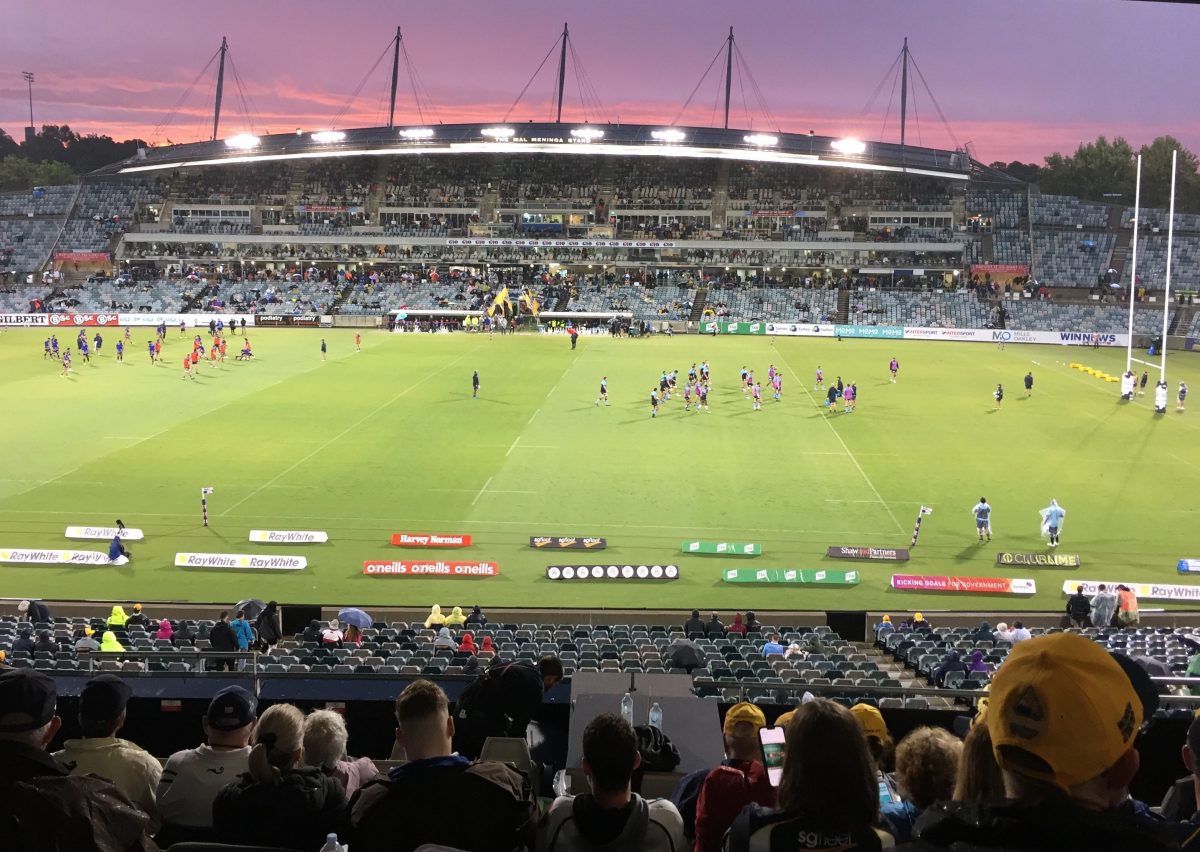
[538,792,686,852]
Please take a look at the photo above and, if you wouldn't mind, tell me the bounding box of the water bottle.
[319,834,344,852]
[648,701,663,730]
[620,691,634,726]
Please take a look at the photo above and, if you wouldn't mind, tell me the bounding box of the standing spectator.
[74,626,101,654]
[1066,586,1092,628]
[125,603,148,630]
[692,703,775,852]
[465,604,488,627]
[208,611,237,671]
[761,634,785,657]
[157,686,258,846]
[254,601,281,651]
[424,604,446,629]
[321,618,344,644]
[213,703,346,850]
[53,674,162,832]
[539,712,685,851]
[0,669,155,849]
[1118,585,1140,628]
[230,610,254,654]
[1090,584,1118,627]
[952,721,1004,804]
[727,612,748,636]
[350,680,537,852]
[725,699,892,850]
[16,599,51,623]
[303,709,378,799]
[453,656,564,759]
[683,610,706,636]
[705,612,725,637]
[880,727,962,843]
[444,606,467,627]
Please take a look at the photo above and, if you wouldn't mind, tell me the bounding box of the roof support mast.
[723,27,734,130]
[554,23,569,122]
[899,37,909,161]
[211,36,228,141]
[388,27,402,129]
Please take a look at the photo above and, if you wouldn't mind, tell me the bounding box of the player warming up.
[650,387,660,418]
[889,358,899,383]
[321,338,327,362]
[60,349,72,377]
[815,365,824,390]
[751,380,762,411]
[115,338,124,362]
[596,376,609,407]
[355,332,362,352]
[1024,371,1034,398]
[1039,499,1066,548]
[1180,381,1188,412]
[842,382,855,412]
[472,370,480,399]
[972,497,992,542]
[994,383,1004,410]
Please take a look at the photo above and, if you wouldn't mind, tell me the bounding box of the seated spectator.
[459,632,479,655]
[154,619,173,642]
[344,624,364,647]
[53,673,162,832]
[875,614,895,644]
[0,669,154,849]
[433,626,457,649]
[156,685,258,845]
[301,619,323,642]
[744,610,762,633]
[125,603,148,630]
[11,628,34,655]
[172,620,197,647]
[903,633,1176,851]
[1009,621,1032,643]
[725,698,893,850]
[453,655,564,759]
[953,720,1004,803]
[424,604,446,629]
[213,703,346,850]
[33,630,58,654]
[727,612,748,636]
[539,712,685,851]
[481,635,496,655]
[321,618,344,644]
[761,634,785,657]
[100,630,125,653]
[912,612,932,631]
[850,703,898,803]
[993,622,1014,644]
[705,612,725,637]
[303,708,378,799]
[107,605,129,630]
[445,605,467,627]
[932,650,968,687]
[16,599,52,623]
[74,627,100,654]
[693,703,775,852]
[351,679,537,851]
[967,650,989,676]
[0,651,8,670]
[465,604,488,626]
[1168,713,1200,841]
[684,609,706,636]
[880,727,962,843]
[968,621,993,642]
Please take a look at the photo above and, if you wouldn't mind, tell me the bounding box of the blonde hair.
[953,721,1005,803]
[894,726,963,808]
[248,703,305,784]
[303,709,349,768]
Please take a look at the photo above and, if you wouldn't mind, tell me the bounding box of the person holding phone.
[691,703,777,852]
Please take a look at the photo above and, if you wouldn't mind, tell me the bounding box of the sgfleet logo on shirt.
[175,552,307,570]
[390,532,472,547]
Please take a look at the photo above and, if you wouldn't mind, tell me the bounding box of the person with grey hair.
[303,708,378,798]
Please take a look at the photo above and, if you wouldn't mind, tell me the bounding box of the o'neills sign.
[827,546,909,562]
[529,536,607,549]
[249,530,329,544]
[997,551,1080,567]
[891,574,1036,595]
[65,526,145,541]
[363,560,498,576]
[0,548,114,565]
[175,552,307,570]
[391,532,472,547]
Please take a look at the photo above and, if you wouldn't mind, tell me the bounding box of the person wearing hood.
[968,650,989,675]
[539,712,685,851]
[213,703,346,850]
[727,613,748,636]
[444,606,467,627]
[458,632,478,655]
[33,631,58,654]
[425,604,446,629]
[969,621,993,642]
[155,619,174,642]
[684,609,706,636]
[11,628,34,656]
[480,635,496,655]
[108,534,131,564]
[433,627,457,650]
[465,605,487,627]
[106,605,128,630]
[933,651,968,687]
[100,631,125,653]
[230,611,254,653]
[301,619,323,643]
[705,612,725,637]
[254,601,281,651]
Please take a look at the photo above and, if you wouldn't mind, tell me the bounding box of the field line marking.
[1046,358,1200,435]
[528,408,540,424]
[220,347,476,516]
[506,437,521,457]
[775,352,904,532]
[471,476,494,506]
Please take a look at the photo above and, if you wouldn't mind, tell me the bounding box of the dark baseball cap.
[0,669,57,732]
[206,686,257,731]
[79,674,132,723]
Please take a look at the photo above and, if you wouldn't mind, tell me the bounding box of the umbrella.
[668,638,704,671]
[233,598,265,620]
[338,607,373,629]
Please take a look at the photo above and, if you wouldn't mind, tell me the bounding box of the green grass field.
[3,327,1199,614]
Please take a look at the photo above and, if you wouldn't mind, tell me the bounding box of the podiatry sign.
[683,541,761,556]
[248,530,329,544]
[826,546,909,562]
[891,574,1036,595]
[65,526,145,541]
[363,560,499,576]
[997,551,1080,568]
[1063,580,1200,602]
[0,548,116,565]
[175,552,307,570]
[722,568,860,585]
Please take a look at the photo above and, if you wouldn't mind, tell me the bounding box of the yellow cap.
[774,709,796,730]
[988,633,1141,790]
[881,614,891,623]
[850,703,891,743]
[723,702,767,736]
[914,612,924,621]
[84,627,94,637]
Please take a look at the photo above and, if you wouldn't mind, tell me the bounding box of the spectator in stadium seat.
[453,655,564,759]
[967,650,989,676]
[1090,584,1118,628]
[303,709,378,799]
[351,679,537,852]
[900,633,1176,851]
[53,673,162,832]
[880,727,962,843]
[154,619,173,642]
[106,605,129,630]
[208,611,237,671]
[459,632,479,655]
[1009,622,1032,643]
[0,669,155,850]
[74,627,100,654]
[481,635,496,655]
[124,603,148,630]
[0,651,9,671]
[465,604,488,627]
[875,614,895,645]
[1066,585,1092,628]
[156,685,257,846]
[344,624,364,647]
[11,628,34,656]
[539,712,685,852]
[683,609,706,636]
[745,611,762,633]
[424,604,447,629]
[761,634,785,657]
[692,703,776,852]
[912,612,932,632]
[33,630,58,654]
[727,612,748,636]
[705,612,725,637]
[172,621,196,647]
[850,703,898,802]
[445,605,467,627]
[433,626,457,650]
[725,698,893,851]
[16,599,51,623]
[321,618,344,645]
[933,651,968,688]
[301,619,323,643]
[968,621,993,643]
[952,721,1004,804]
[993,622,1014,644]
[213,703,346,850]
[100,631,125,653]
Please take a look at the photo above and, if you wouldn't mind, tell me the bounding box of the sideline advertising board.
[248,530,329,544]
[891,574,1037,595]
[683,541,761,556]
[391,532,473,547]
[1177,560,1200,575]
[834,324,904,339]
[996,551,1080,567]
[546,564,679,581]
[763,322,835,337]
[175,552,307,570]
[0,548,117,565]
[722,568,860,585]
[826,546,909,562]
[699,321,766,335]
[1063,580,1200,602]
[529,536,607,550]
[65,526,145,541]
[363,560,499,576]
[117,312,257,328]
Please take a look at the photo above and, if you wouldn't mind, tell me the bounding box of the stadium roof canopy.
[101,122,1008,183]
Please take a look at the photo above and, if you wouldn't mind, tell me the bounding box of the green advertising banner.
[722,567,859,585]
[699,321,766,335]
[682,541,762,556]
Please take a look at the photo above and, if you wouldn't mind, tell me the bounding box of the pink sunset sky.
[2,0,1197,164]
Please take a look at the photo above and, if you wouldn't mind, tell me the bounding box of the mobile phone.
[758,726,786,786]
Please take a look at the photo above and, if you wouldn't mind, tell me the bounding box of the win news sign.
[683,541,761,556]
[529,536,607,550]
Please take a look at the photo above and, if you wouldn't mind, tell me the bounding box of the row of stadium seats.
[848,290,994,327]
[1135,235,1200,289]
[1122,207,1200,233]
[1030,193,1109,228]
[1004,301,1164,333]
[1032,231,1115,286]
[0,185,76,216]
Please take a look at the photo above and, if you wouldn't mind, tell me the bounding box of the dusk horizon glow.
[3,0,1198,165]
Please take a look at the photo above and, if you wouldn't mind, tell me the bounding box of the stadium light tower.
[22,71,35,141]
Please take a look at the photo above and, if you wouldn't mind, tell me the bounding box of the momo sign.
[363,560,498,576]
[175,552,307,570]
[249,530,329,544]
[391,532,473,547]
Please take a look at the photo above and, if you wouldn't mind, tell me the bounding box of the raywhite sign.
[0,548,119,565]
[1063,580,1200,602]
[175,552,307,570]
[248,530,329,544]
[65,526,145,541]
